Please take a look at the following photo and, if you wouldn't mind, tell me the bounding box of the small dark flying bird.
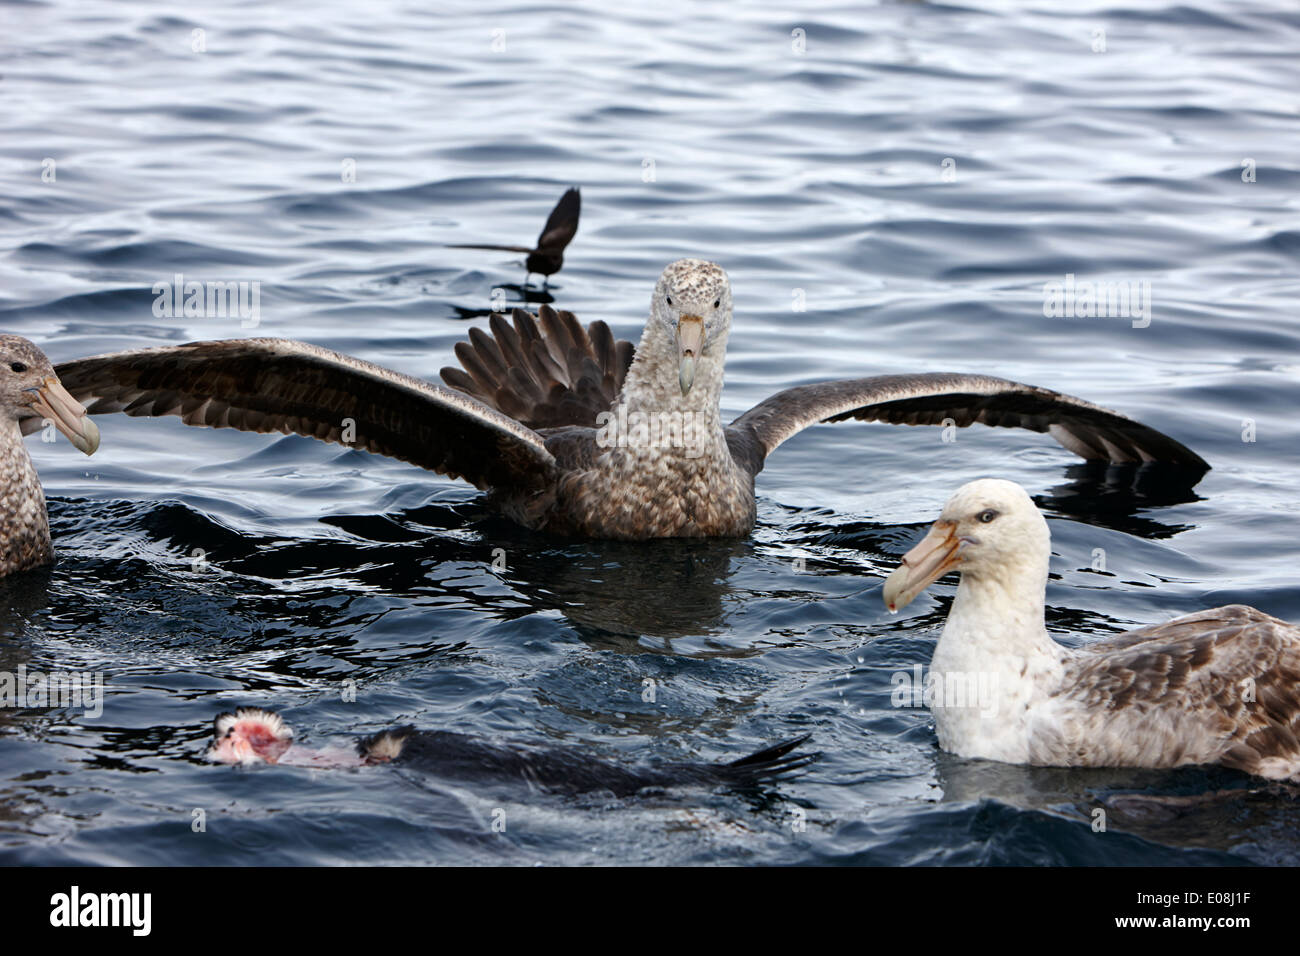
[449,186,580,287]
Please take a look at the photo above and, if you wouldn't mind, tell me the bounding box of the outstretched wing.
[725,372,1209,477]
[38,338,557,491]
[446,243,535,253]
[441,304,634,430]
[534,187,580,255]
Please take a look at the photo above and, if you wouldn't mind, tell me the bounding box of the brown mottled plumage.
[0,335,101,577]
[1054,605,1300,777]
[46,260,1206,540]
[884,479,1300,779]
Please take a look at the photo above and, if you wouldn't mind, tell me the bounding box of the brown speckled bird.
[0,335,100,577]
[45,260,1207,541]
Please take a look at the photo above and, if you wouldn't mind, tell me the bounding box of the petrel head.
[649,259,733,396]
[0,334,99,455]
[882,479,1050,612]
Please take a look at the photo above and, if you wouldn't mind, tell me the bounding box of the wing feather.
[440,305,634,430]
[41,338,557,492]
[1061,606,1300,777]
[534,187,580,255]
[726,372,1208,477]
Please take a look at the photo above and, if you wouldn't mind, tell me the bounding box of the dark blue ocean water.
[1,0,1298,865]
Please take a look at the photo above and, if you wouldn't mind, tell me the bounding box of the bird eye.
[713,298,720,308]
[978,509,999,523]
[666,295,673,307]
[10,362,26,373]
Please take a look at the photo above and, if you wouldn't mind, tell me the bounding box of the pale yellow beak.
[882,520,962,612]
[677,314,704,395]
[27,376,100,456]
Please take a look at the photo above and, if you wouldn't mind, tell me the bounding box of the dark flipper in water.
[360,727,817,796]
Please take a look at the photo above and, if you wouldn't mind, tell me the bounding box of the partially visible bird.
[0,335,101,577]
[449,186,580,287]
[206,706,817,796]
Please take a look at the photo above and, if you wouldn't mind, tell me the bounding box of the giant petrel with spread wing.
[43,259,1208,540]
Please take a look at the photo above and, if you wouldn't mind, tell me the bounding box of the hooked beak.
[882,520,963,612]
[26,376,99,456]
[677,314,704,395]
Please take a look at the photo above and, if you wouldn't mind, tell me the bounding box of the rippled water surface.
[2,0,1299,865]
